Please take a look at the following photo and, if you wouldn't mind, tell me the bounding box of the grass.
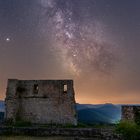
[116,120,140,140]
[5,119,32,127]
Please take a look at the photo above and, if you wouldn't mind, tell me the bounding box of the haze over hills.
[0,100,4,122]
[76,103,121,124]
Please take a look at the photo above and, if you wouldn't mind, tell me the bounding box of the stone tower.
[5,79,77,125]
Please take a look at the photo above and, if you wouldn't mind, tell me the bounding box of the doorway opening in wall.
[33,84,39,94]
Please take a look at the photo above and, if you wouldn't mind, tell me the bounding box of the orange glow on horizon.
[0,91,140,104]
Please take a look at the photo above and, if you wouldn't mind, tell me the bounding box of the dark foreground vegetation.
[3,119,140,140]
[116,121,140,140]
[4,118,114,128]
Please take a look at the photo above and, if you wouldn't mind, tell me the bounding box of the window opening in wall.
[63,84,67,93]
[33,84,39,93]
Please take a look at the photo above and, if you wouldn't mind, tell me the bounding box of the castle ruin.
[121,105,140,124]
[5,79,77,125]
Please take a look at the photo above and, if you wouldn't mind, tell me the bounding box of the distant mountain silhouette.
[76,103,121,124]
[0,101,5,122]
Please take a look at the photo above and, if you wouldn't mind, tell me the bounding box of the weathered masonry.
[121,105,140,124]
[5,79,77,125]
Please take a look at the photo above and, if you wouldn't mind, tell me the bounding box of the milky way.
[0,0,140,104]
[39,0,118,77]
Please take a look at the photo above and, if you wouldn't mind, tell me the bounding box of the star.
[6,38,10,42]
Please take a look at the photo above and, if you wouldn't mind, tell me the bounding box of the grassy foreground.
[116,121,140,140]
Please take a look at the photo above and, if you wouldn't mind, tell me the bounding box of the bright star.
[6,38,10,42]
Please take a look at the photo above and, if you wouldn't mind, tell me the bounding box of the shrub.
[116,121,140,140]
[5,119,32,127]
[13,120,32,127]
[135,111,140,125]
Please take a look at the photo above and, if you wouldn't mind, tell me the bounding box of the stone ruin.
[121,105,140,124]
[5,79,77,125]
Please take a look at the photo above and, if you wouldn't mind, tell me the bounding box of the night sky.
[0,0,140,104]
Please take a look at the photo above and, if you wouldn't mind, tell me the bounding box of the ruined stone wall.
[5,79,19,122]
[121,106,140,124]
[121,106,135,121]
[5,79,77,125]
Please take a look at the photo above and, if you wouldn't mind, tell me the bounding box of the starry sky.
[0,0,140,104]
